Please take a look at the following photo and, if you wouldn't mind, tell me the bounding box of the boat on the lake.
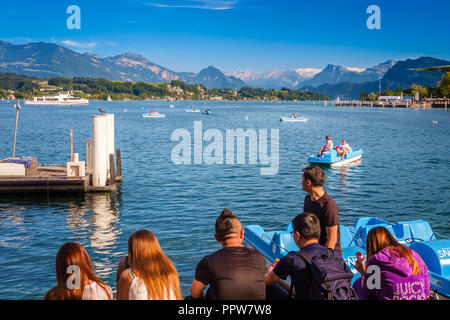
[142,111,165,118]
[24,93,89,106]
[202,109,212,115]
[185,107,201,113]
[308,148,362,167]
[169,104,174,108]
[280,114,308,122]
[244,217,450,299]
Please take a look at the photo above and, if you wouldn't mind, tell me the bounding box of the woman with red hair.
[353,227,430,300]
[44,242,113,300]
[116,230,181,300]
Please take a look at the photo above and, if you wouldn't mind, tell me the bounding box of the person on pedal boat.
[318,136,333,157]
[337,139,350,159]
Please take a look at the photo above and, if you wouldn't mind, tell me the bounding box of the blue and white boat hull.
[280,116,308,122]
[308,149,363,167]
[142,113,165,118]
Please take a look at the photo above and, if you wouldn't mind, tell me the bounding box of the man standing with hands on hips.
[301,166,342,256]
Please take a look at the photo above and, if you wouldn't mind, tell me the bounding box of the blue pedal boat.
[308,148,363,167]
[142,112,165,118]
[244,217,450,298]
[280,115,308,122]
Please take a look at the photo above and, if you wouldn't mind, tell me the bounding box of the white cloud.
[61,40,98,49]
[145,0,238,10]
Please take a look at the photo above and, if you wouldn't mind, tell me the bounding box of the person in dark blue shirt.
[265,213,341,300]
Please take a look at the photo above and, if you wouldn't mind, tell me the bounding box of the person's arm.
[265,266,281,286]
[326,225,338,250]
[189,279,206,299]
[117,269,132,300]
[116,256,128,288]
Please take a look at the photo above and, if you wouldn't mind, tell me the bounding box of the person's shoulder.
[322,193,338,207]
[225,246,264,258]
[119,268,133,284]
[44,287,57,300]
[303,243,328,256]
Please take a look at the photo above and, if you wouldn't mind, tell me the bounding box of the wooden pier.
[0,150,122,194]
[0,105,122,194]
[333,98,449,109]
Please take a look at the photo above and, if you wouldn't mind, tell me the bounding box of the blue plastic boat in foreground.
[308,148,363,167]
[244,217,450,298]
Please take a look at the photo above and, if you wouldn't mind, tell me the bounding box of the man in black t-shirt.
[189,208,266,300]
[265,213,341,299]
[302,166,342,256]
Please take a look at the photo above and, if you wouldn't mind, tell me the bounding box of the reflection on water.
[0,190,123,298]
[66,191,122,278]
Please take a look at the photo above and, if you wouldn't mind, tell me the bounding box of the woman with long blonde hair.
[353,227,430,300]
[45,242,113,300]
[117,230,181,300]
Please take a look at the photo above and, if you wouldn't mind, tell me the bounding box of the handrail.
[261,233,290,253]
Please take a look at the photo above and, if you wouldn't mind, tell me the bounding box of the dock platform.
[0,165,121,194]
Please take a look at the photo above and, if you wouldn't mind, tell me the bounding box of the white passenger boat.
[24,93,89,106]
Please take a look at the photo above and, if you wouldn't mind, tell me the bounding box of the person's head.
[342,139,346,145]
[326,136,330,141]
[128,230,181,300]
[302,166,325,192]
[291,213,321,248]
[214,208,243,245]
[45,242,111,300]
[366,227,421,275]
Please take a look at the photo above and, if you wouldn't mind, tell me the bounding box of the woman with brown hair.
[117,230,181,300]
[44,242,113,300]
[353,226,430,300]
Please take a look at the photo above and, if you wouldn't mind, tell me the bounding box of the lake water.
[0,100,449,299]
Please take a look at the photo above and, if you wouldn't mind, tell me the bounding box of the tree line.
[0,73,329,101]
[360,72,450,101]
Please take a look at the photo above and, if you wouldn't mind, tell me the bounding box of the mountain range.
[0,40,448,98]
[301,57,450,99]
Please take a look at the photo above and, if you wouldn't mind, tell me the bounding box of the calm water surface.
[0,100,449,299]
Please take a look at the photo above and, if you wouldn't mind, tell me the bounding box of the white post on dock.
[92,115,108,187]
[103,114,115,181]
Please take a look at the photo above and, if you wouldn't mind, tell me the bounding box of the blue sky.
[1,0,449,73]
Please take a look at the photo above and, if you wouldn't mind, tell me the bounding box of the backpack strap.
[288,250,313,298]
[296,250,313,264]
[326,248,334,258]
[291,249,335,300]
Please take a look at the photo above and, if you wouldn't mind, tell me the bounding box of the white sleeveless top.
[82,282,113,300]
[128,269,177,300]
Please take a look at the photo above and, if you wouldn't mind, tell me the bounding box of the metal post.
[70,128,74,162]
[12,100,21,158]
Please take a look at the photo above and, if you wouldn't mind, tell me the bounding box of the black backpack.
[289,249,358,300]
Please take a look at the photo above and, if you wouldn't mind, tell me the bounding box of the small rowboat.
[185,109,201,113]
